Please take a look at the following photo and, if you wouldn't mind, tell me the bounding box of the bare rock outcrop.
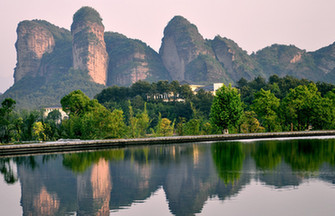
[159,16,212,82]
[71,7,108,85]
[14,21,55,82]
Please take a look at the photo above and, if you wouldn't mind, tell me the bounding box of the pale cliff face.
[14,21,55,82]
[160,36,185,81]
[72,21,108,85]
[159,16,215,82]
[113,51,150,85]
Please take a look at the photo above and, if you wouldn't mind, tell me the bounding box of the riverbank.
[1,130,335,157]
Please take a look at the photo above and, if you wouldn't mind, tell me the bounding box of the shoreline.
[1,130,335,157]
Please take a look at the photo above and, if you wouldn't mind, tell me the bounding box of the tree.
[61,90,91,116]
[251,89,280,132]
[130,80,151,100]
[191,88,213,118]
[153,113,174,136]
[0,98,16,143]
[136,103,150,137]
[210,84,243,133]
[61,90,127,139]
[240,111,264,133]
[32,121,46,141]
[280,83,322,131]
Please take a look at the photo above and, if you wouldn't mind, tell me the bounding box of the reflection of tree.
[211,142,245,184]
[62,149,124,173]
[0,158,17,184]
[0,155,40,184]
[282,139,335,172]
[251,139,335,172]
[252,141,281,170]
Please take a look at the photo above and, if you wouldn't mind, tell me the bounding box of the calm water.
[1,137,335,216]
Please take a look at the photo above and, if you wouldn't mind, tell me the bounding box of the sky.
[1,0,335,93]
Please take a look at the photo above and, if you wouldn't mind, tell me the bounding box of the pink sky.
[1,0,335,93]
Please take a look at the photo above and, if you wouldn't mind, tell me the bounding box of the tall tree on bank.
[0,98,16,143]
[251,89,280,132]
[210,84,243,133]
[61,90,126,139]
[280,83,324,131]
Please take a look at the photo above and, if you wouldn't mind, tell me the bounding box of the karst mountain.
[2,6,335,108]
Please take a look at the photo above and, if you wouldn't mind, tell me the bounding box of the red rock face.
[14,21,55,82]
[72,21,108,85]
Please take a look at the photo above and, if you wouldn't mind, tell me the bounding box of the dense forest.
[0,75,334,143]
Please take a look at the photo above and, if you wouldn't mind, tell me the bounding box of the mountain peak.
[71,6,103,31]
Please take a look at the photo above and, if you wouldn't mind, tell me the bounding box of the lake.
[1,136,335,216]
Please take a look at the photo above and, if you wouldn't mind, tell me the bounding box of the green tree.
[61,90,127,139]
[61,90,91,116]
[240,111,264,133]
[32,121,46,141]
[251,89,280,132]
[0,98,16,143]
[210,84,243,133]
[153,113,174,136]
[280,83,322,131]
[136,103,150,137]
[183,119,201,135]
[128,101,138,138]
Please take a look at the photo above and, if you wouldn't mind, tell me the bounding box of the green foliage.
[281,83,322,130]
[32,121,46,141]
[61,90,127,139]
[183,119,201,135]
[240,111,264,133]
[152,113,174,137]
[251,89,281,131]
[210,84,243,133]
[0,98,16,143]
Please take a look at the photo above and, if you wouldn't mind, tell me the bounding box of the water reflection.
[0,138,335,215]
[212,142,245,184]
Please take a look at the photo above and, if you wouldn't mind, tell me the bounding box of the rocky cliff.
[14,20,73,83]
[105,32,170,86]
[14,21,56,82]
[159,16,264,84]
[159,16,213,81]
[71,7,108,85]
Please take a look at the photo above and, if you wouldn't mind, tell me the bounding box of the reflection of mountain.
[13,138,335,215]
[256,162,302,188]
[18,156,112,216]
[18,156,77,216]
[77,159,111,216]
